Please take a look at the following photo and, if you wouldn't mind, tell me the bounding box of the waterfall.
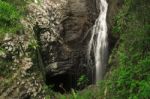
[88,0,108,83]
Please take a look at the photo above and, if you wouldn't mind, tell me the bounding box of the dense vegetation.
[0,0,149,98]
[104,0,150,98]
[0,0,22,36]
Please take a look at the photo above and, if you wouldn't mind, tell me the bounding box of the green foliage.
[103,0,150,98]
[43,85,54,94]
[42,84,54,95]
[71,89,77,99]
[0,47,5,56]
[28,39,39,50]
[0,60,14,77]
[2,0,32,8]
[104,55,150,99]
[58,88,99,99]
[0,0,22,36]
[77,75,89,89]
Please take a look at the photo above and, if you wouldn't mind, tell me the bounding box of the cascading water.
[88,0,108,83]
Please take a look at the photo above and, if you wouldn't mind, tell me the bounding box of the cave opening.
[45,71,93,94]
[45,72,77,94]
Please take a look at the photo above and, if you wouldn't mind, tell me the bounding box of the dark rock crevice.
[45,73,73,93]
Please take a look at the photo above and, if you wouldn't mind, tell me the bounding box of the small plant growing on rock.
[77,75,89,89]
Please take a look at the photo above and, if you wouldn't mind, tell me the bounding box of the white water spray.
[88,0,108,83]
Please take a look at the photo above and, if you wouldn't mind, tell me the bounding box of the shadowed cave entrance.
[45,70,93,94]
[45,72,78,94]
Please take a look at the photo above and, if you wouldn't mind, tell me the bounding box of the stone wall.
[26,0,97,77]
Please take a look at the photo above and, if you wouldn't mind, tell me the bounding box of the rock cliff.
[26,0,98,90]
[0,0,124,98]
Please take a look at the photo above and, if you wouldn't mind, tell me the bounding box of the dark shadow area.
[45,73,76,94]
[45,69,94,94]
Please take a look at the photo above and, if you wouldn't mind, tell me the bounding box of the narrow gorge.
[1,0,149,99]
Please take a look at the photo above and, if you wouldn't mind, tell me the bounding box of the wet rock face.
[107,0,124,28]
[27,0,97,77]
[107,0,124,53]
